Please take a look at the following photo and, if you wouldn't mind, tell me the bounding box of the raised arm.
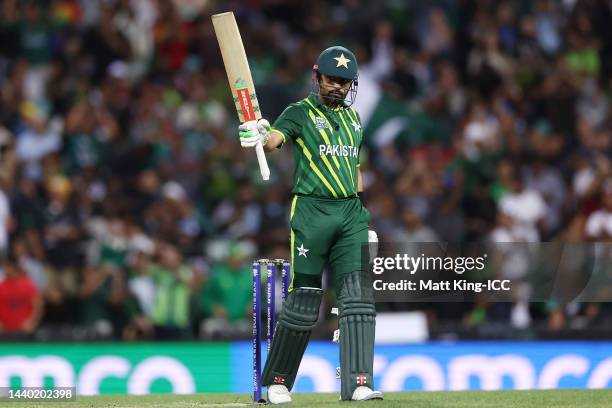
[239,119,285,152]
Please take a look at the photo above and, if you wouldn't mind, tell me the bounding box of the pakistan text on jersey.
[319,144,359,158]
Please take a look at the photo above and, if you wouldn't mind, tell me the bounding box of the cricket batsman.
[239,46,383,404]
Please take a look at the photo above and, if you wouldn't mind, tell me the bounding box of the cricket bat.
[212,11,270,181]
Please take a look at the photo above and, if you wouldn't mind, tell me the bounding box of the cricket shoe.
[267,384,292,404]
[351,386,384,401]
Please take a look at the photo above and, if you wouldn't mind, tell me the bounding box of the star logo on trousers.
[297,244,309,258]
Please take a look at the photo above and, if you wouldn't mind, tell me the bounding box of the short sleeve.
[272,104,304,145]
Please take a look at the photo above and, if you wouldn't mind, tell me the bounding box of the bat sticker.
[235,78,257,121]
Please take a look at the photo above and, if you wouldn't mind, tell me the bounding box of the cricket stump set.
[252,259,291,403]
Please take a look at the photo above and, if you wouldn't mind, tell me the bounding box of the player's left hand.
[256,118,271,139]
[368,229,378,262]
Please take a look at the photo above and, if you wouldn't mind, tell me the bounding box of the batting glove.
[257,118,271,141]
[368,229,379,263]
[239,119,271,147]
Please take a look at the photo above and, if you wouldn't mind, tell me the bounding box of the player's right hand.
[239,119,270,147]
[239,120,259,147]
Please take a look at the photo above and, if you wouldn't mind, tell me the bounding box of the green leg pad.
[262,287,322,390]
[337,272,376,400]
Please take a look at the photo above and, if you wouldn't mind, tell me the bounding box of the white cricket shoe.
[351,386,384,401]
[267,384,292,404]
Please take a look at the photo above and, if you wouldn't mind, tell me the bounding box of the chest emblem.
[315,116,330,129]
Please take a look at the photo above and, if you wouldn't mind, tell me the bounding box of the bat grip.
[255,141,270,181]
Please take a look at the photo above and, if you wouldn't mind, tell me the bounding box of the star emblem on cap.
[334,53,351,69]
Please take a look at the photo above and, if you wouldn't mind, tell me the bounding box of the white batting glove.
[331,308,339,343]
[238,119,271,147]
[368,229,379,263]
[257,118,271,140]
[238,120,259,147]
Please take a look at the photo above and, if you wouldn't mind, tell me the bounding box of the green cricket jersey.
[272,94,363,199]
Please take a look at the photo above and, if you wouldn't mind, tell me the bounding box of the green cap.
[315,46,358,80]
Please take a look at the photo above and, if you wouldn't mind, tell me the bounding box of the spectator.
[0,253,43,336]
[392,205,439,243]
[11,234,46,292]
[200,243,252,340]
[585,179,612,241]
[62,98,118,175]
[127,235,156,318]
[420,8,454,57]
[43,175,82,290]
[15,100,61,181]
[523,154,567,237]
[78,263,125,338]
[150,243,194,340]
[498,163,547,242]
[0,126,17,188]
[123,235,156,341]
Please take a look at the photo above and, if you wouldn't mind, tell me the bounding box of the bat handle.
[255,141,270,181]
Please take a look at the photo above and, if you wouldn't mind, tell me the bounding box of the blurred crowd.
[0,0,610,341]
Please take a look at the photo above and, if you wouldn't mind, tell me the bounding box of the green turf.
[2,390,611,408]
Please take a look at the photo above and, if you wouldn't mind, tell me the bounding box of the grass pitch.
[5,389,611,408]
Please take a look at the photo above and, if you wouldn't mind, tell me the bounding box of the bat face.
[211,12,262,123]
[212,11,270,180]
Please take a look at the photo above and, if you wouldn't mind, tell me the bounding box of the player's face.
[319,74,352,102]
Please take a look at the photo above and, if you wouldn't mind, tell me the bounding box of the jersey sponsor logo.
[319,144,359,158]
[315,116,330,129]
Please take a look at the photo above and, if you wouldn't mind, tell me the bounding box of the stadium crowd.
[0,0,610,341]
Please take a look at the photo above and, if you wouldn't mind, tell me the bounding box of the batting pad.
[337,272,377,400]
[261,287,322,390]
